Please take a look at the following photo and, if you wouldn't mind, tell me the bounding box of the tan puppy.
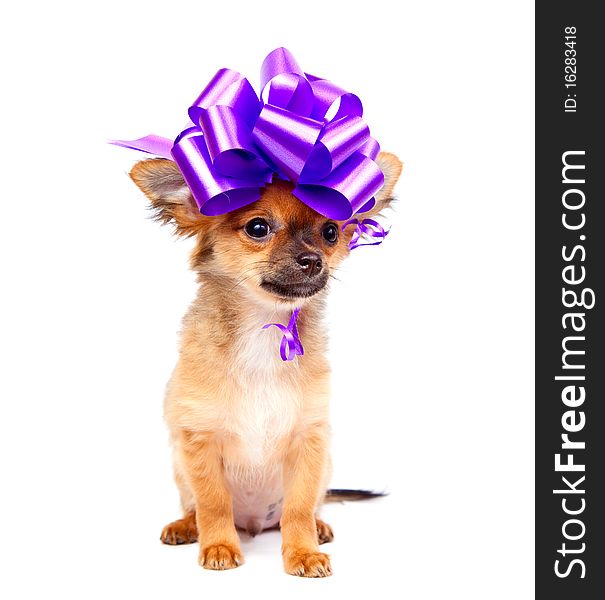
[129,152,402,577]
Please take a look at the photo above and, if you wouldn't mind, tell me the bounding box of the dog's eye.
[245,218,270,239]
[321,223,338,244]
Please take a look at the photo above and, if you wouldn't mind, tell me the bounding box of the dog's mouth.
[260,277,328,299]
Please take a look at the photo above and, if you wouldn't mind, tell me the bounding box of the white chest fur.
[221,304,303,530]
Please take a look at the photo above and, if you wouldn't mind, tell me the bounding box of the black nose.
[296,252,323,277]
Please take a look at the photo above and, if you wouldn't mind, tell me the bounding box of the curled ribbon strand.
[111,47,384,221]
[262,308,304,362]
[342,218,390,250]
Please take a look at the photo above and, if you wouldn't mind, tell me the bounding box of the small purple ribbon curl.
[342,218,390,250]
[262,308,304,362]
[111,47,385,220]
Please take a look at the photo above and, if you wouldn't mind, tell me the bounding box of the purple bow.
[262,308,304,361]
[111,47,384,220]
[342,218,390,250]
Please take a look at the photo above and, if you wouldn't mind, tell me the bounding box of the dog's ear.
[370,152,403,214]
[129,159,203,237]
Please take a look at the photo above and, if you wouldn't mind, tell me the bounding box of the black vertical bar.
[536,2,605,598]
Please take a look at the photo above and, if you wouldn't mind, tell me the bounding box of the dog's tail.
[324,489,387,503]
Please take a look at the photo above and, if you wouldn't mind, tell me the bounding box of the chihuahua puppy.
[129,152,402,577]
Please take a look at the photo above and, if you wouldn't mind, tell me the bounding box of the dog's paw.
[283,548,332,578]
[160,514,198,545]
[316,518,334,545]
[199,543,243,570]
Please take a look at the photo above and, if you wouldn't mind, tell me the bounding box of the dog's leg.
[315,517,334,545]
[180,429,243,570]
[160,510,198,545]
[281,428,332,577]
[160,438,199,544]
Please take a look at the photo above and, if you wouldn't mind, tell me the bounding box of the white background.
[0,1,534,598]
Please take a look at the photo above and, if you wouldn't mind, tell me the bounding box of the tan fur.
[160,513,334,546]
[129,152,402,577]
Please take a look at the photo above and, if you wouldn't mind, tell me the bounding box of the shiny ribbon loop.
[262,308,304,361]
[111,47,384,220]
[342,218,390,250]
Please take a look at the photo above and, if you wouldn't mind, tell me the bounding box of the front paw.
[283,548,332,578]
[199,543,243,570]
